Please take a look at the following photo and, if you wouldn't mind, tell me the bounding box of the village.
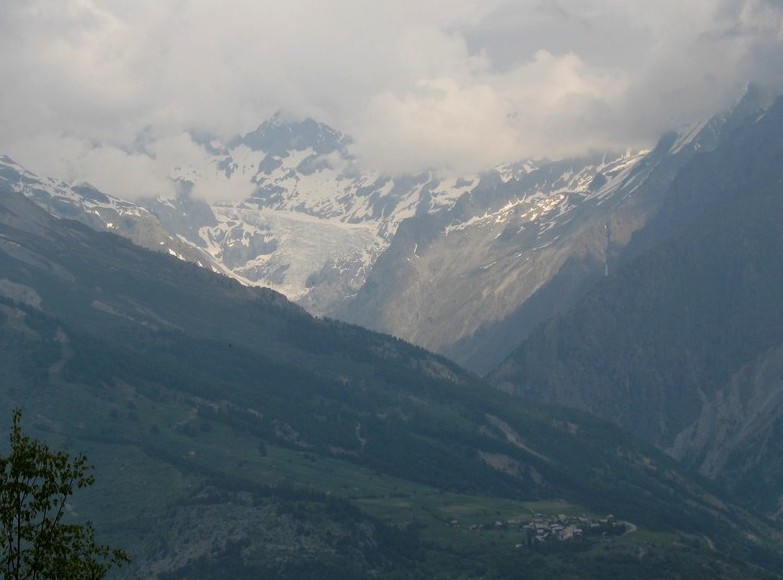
[448,513,630,546]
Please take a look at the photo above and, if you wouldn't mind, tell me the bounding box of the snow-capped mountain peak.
[4,91,772,373]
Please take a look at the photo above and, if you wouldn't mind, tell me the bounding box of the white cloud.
[355,78,518,175]
[10,134,175,199]
[1,0,781,199]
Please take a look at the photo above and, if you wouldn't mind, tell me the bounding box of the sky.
[1,0,782,201]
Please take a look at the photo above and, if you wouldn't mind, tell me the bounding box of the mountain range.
[1,170,782,576]
[2,88,773,376]
[3,84,783,576]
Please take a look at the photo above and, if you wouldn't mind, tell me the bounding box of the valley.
[1,87,783,579]
[1,183,781,577]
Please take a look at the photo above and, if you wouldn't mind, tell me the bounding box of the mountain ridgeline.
[3,88,774,379]
[2,86,771,377]
[1,183,782,577]
[491,94,783,520]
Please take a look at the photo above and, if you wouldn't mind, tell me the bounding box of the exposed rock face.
[333,89,773,372]
[336,153,653,374]
[489,93,783,517]
[671,345,783,480]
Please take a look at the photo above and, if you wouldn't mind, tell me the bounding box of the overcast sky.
[1,0,782,200]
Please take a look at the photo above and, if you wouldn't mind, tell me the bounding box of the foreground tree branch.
[0,410,128,579]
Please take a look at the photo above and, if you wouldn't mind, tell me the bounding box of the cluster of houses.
[448,513,628,546]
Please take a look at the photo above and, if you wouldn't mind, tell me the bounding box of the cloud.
[354,50,628,174]
[0,0,781,199]
[355,77,518,175]
[10,133,179,200]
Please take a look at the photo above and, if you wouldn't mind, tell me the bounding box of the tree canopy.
[0,409,128,579]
